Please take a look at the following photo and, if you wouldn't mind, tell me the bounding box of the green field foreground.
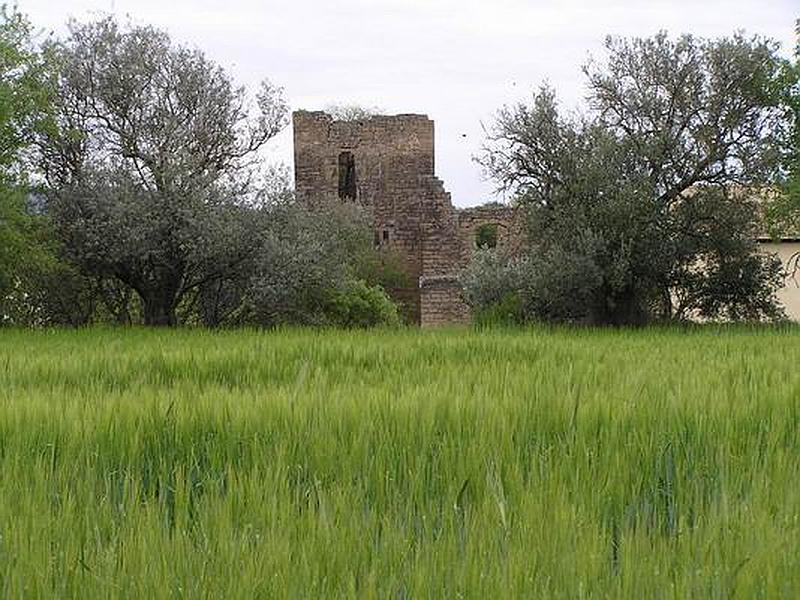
[1,326,799,598]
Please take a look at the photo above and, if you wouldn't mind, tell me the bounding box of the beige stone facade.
[759,240,800,320]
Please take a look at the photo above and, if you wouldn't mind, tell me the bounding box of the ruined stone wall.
[417,203,526,326]
[293,111,434,202]
[419,176,471,326]
[456,205,523,261]
[293,110,524,326]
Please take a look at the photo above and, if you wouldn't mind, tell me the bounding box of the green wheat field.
[1,326,799,598]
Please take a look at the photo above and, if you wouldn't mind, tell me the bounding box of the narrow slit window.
[338,151,357,201]
[382,230,389,242]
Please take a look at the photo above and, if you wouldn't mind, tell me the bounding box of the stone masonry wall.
[293,110,437,323]
[418,175,471,326]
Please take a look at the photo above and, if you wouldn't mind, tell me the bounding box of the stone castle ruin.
[293,110,523,326]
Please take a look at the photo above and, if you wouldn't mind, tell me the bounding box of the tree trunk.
[142,295,177,326]
[594,288,649,326]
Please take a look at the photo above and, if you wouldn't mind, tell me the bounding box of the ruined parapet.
[293,110,434,210]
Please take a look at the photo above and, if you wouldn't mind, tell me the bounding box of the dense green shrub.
[475,223,499,249]
[322,280,401,328]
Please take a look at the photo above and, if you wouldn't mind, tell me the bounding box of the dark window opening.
[475,223,499,249]
[338,151,357,200]
[382,230,389,242]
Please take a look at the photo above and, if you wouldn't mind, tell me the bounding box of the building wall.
[760,241,800,320]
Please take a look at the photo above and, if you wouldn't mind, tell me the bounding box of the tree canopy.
[0,6,56,316]
[474,32,788,325]
[38,16,289,325]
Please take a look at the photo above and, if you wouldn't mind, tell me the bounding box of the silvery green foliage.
[38,16,288,325]
[242,201,375,327]
[185,195,400,328]
[585,33,788,195]
[461,248,526,313]
[462,240,608,324]
[479,32,787,325]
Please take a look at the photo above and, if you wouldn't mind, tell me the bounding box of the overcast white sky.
[19,0,798,206]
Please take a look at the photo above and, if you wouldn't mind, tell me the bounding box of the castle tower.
[292,110,470,325]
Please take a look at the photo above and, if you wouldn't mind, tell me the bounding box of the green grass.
[1,325,799,598]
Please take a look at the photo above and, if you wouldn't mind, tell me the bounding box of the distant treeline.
[1,10,799,327]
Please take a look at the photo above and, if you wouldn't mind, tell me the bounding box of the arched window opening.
[475,223,499,249]
[338,151,357,200]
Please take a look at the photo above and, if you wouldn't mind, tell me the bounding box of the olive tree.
[39,17,288,325]
[477,32,788,324]
[223,199,399,328]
